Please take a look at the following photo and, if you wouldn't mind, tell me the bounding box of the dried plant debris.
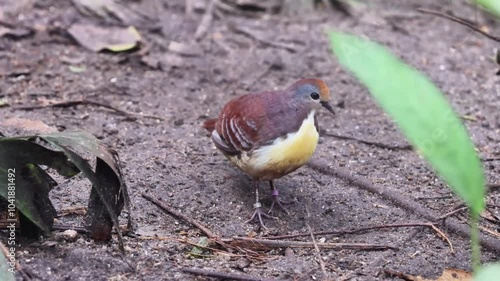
[385,268,472,281]
[0,131,130,252]
[0,22,33,39]
[68,23,142,52]
[496,49,499,75]
[71,0,152,26]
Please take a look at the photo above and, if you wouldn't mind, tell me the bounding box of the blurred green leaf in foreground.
[328,31,485,216]
[329,31,486,270]
[475,0,500,18]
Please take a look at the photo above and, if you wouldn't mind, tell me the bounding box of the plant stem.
[470,210,481,272]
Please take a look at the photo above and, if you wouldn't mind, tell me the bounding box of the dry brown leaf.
[0,117,56,134]
[386,268,471,281]
[71,0,149,25]
[67,23,141,52]
[434,268,472,281]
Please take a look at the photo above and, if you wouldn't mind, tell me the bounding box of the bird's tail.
[203,118,217,133]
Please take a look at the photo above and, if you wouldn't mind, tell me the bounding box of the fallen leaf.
[385,268,472,281]
[68,65,86,73]
[67,23,141,52]
[0,131,131,252]
[71,0,151,26]
[0,25,33,39]
[168,41,203,57]
[0,117,56,134]
[0,98,8,107]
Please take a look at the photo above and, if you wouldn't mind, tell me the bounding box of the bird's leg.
[246,180,276,229]
[268,180,290,215]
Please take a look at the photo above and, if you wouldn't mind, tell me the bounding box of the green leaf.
[474,0,500,18]
[0,139,79,234]
[475,264,500,281]
[40,131,129,252]
[328,31,485,215]
[0,131,130,253]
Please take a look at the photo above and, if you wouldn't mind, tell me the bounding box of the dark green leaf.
[0,139,79,234]
[40,132,129,252]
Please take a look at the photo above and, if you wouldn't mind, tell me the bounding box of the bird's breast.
[227,111,319,180]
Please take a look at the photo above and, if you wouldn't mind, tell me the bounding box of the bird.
[203,78,334,228]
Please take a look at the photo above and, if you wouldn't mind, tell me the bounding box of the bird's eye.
[310,92,320,100]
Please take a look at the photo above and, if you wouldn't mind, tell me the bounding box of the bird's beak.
[320,101,335,115]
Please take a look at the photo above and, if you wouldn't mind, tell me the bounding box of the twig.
[51,224,88,233]
[266,222,453,253]
[417,8,500,42]
[141,193,217,239]
[487,183,500,189]
[482,157,500,162]
[57,206,87,217]
[307,224,329,280]
[227,237,396,251]
[383,269,416,281]
[185,0,193,15]
[307,159,500,253]
[227,23,298,53]
[195,0,216,40]
[181,267,286,281]
[15,99,164,121]
[437,206,467,221]
[321,131,412,150]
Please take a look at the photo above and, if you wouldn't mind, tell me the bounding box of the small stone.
[284,247,294,257]
[60,230,78,242]
[236,257,251,269]
[174,119,184,126]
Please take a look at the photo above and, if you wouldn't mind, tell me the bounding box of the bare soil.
[0,0,499,280]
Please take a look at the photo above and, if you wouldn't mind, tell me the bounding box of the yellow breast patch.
[229,110,319,179]
[264,110,318,166]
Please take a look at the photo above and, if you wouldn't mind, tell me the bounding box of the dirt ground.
[1,0,499,280]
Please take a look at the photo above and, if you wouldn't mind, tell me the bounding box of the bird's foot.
[268,188,290,215]
[246,202,277,229]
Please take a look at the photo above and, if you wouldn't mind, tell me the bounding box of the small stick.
[437,206,467,221]
[384,269,416,281]
[15,99,164,121]
[195,0,216,40]
[51,224,88,233]
[417,8,500,42]
[321,131,412,150]
[181,267,286,281]
[141,193,218,239]
[228,237,396,251]
[227,23,297,53]
[185,0,193,15]
[307,159,500,253]
[266,222,453,252]
[307,224,329,280]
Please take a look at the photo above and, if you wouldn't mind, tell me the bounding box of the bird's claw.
[246,202,277,229]
[268,189,290,215]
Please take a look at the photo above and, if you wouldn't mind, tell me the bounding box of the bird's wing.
[214,93,266,155]
[213,91,313,155]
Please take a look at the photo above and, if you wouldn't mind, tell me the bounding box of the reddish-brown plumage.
[203,78,333,228]
[205,78,330,157]
[202,118,217,133]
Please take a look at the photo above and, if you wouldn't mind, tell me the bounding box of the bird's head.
[287,78,334,115]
